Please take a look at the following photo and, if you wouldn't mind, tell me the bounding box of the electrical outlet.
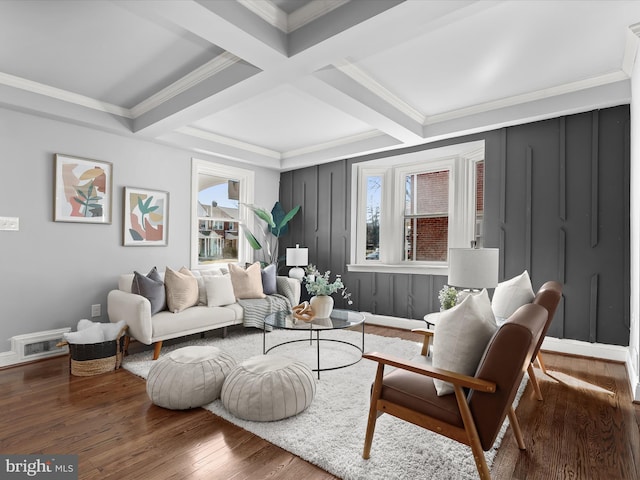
[0,216,19,231]
[91,304,101,317]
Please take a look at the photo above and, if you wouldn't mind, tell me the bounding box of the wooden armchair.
[527,281,562,400]
[412,281,563,401]
[362,303,548,480]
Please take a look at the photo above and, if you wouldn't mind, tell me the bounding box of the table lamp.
[447,247,499,290]
[286,244,308,281]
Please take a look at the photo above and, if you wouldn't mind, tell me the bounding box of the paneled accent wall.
[280,105,630,346]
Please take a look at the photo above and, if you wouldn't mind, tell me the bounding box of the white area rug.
[123,329,527,480]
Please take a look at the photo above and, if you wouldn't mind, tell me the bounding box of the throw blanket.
[238,294,292,330]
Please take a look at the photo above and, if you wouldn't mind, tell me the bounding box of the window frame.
[348,141,483,275]
[191,158,255,271]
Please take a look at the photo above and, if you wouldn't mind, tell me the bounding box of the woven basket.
[58,326,127,377]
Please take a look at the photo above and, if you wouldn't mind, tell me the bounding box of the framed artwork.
[123,187,169,246]
[54,154,112,223]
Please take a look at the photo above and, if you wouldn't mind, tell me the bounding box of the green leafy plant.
[241,202,301,267]
[304,265,353,304]
[438,285,458,310]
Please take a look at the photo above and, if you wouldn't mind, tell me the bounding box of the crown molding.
[333,60,426,124]
[177,125,281,159]
[282,129,384,159]
[130,52,241,118]
[239,0,348,33]
[622,23,640,76]
[288,0,349,32]
[0,51,240,122]
[0,72,131,118]
[238,0,288,32]
[425,70,630,125]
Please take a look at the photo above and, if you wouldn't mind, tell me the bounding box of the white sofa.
[107,270,300,360]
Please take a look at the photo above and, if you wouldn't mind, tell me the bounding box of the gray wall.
[0,108,280,352]
[280,105,630,347]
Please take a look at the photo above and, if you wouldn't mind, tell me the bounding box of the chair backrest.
[531,280,563,359]
[468,303,547,450]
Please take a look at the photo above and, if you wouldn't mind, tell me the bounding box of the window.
[349,141,484,275]
[191,159,254,269]
[404,169,450,262]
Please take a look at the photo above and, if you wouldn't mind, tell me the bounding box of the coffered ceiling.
[1,0,639,171]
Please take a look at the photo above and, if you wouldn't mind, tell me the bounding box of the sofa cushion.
[151,306,239,339]
[261,264,277,295]
[131,267,166,315]
[432,289,497,396]
[228,262,266,300]
[165,267,199,313]
[205,275,236,307]
[492,270,535,324]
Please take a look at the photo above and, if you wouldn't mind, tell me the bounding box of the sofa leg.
[223,327,228,338]
[153,341,163,360]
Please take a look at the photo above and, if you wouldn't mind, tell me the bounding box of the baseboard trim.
[363,312,630,362]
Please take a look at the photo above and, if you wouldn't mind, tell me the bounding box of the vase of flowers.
[304,265,352,318]
[438,284,458,311]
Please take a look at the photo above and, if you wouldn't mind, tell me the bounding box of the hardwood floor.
[1,325,638,479]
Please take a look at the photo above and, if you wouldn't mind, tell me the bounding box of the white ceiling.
[1,0,639,171]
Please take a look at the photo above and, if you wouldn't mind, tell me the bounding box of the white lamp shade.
[286,245,308,267]
[448,248,499,289]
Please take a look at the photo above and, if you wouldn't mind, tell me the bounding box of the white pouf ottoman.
[221,355,316,421]
[147,346,236,410]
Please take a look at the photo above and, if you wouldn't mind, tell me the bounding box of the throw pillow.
[204,276,237,307]
[228,262,266,299]
[164,267,199,313]
[432,289,498,396]
[131,267,166,315]
[261,264,277,295]
[491,270,535,324]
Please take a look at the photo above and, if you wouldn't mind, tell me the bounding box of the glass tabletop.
[264,309,365,330]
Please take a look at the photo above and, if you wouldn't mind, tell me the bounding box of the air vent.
[4,328,71,366]
[24,338,66,357]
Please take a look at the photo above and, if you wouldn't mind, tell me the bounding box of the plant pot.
[310,295,334,318]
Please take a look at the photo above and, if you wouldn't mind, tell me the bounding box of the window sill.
[347,263,448,276]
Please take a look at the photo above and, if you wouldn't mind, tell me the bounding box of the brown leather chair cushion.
[380,369,463,428]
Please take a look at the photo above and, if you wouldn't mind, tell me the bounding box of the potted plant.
[241,201,300,268]
[303,265,352,318]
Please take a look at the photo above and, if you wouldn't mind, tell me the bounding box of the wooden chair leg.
[152,341,163,360]
[507,407,526,450]
[363,363,385,459]
[528,363,543,401]
[453,385,491,480]
[536,352,547,374]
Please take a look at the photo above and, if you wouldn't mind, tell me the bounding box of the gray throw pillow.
[261,264,277,295]
[132,267,166,315]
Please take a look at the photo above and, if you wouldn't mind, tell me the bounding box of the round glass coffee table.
[263,309,365,379]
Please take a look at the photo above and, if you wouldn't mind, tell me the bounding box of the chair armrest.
[411,327,435,336]
[107,290,153,345]
[411,328,435,356]
[363,351,496,393]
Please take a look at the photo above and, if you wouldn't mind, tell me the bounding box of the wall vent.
[0,328,70,367]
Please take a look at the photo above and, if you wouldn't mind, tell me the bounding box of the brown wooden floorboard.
[1,325,638,479]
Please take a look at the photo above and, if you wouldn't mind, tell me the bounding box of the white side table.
[423,311,441,328]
